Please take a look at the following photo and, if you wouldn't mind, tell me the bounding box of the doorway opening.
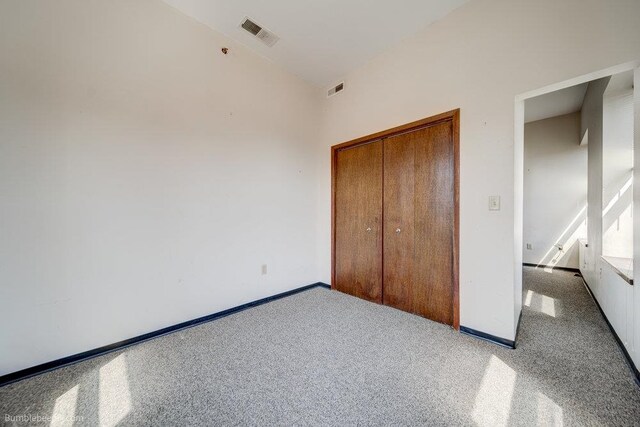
[514,61,638,375]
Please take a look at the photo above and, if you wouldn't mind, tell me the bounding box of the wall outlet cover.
[488,195,501,211]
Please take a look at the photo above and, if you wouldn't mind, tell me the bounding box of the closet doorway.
[331,110,460,328]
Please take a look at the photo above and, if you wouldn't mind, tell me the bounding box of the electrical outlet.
[526,243,532,250]
[261,264,268,275]
[488,195,500,211]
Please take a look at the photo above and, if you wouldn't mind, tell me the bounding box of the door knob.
[366,227,372,232]
[396,228,401,233]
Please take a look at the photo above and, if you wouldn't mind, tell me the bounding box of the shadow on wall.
[535,204,587,270]
[533,170,633,271]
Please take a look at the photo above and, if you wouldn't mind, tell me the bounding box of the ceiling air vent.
[327,82,344,97]
[240,17,280,47]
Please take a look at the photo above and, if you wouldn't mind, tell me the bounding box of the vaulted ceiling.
[162,0,469,87]
[524,83,589,124]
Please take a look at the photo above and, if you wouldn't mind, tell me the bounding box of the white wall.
[633,67,640,374]
[580,241,634,359]
[0,0,321,375]
[523,113,586,269]
[318,0,640,340]
[602,88,634,259]
[579,76,638,368]
[581,78,610,294]
[2,0,640,377]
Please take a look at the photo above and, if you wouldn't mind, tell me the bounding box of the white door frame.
[512,60,640,333]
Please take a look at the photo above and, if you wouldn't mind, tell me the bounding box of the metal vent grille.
[328,82,345,97]
[256,29,279,47]
[241,18,262,36]
[240,17,279,47]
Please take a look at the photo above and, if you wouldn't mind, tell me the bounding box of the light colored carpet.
[2,267,640,426]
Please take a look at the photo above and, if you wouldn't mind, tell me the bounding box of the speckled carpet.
[1,267,639,426]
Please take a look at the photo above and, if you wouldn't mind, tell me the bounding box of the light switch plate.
[489,195,500,211]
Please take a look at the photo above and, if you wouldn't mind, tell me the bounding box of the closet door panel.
[334,141,383,303]
[414,121,455,325]
[383,133,415,313]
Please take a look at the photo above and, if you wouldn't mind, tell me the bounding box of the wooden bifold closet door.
[331,110,459,328]
[334,141,383,303]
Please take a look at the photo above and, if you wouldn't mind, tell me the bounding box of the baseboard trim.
[0,282,331,388]
[514,309,523,347]
[580,277,640,387]
[523,263,580,273]
[460,326,516,349]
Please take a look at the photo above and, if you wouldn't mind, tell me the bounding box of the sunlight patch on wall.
[602,176,632,216]
[602,175,633,259]
[472,355,516,427]
[537,205,587,270]
[99,354,132,426]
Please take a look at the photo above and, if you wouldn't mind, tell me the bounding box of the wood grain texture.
[330,109,460,329]
[413,121,455,325]
[383,125,455,325]
[334,141,383,303]
[382,131,416,313]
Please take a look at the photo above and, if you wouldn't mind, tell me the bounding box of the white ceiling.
[524,83,588,123]
[162,0,469,87]
[604,69,634,96]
